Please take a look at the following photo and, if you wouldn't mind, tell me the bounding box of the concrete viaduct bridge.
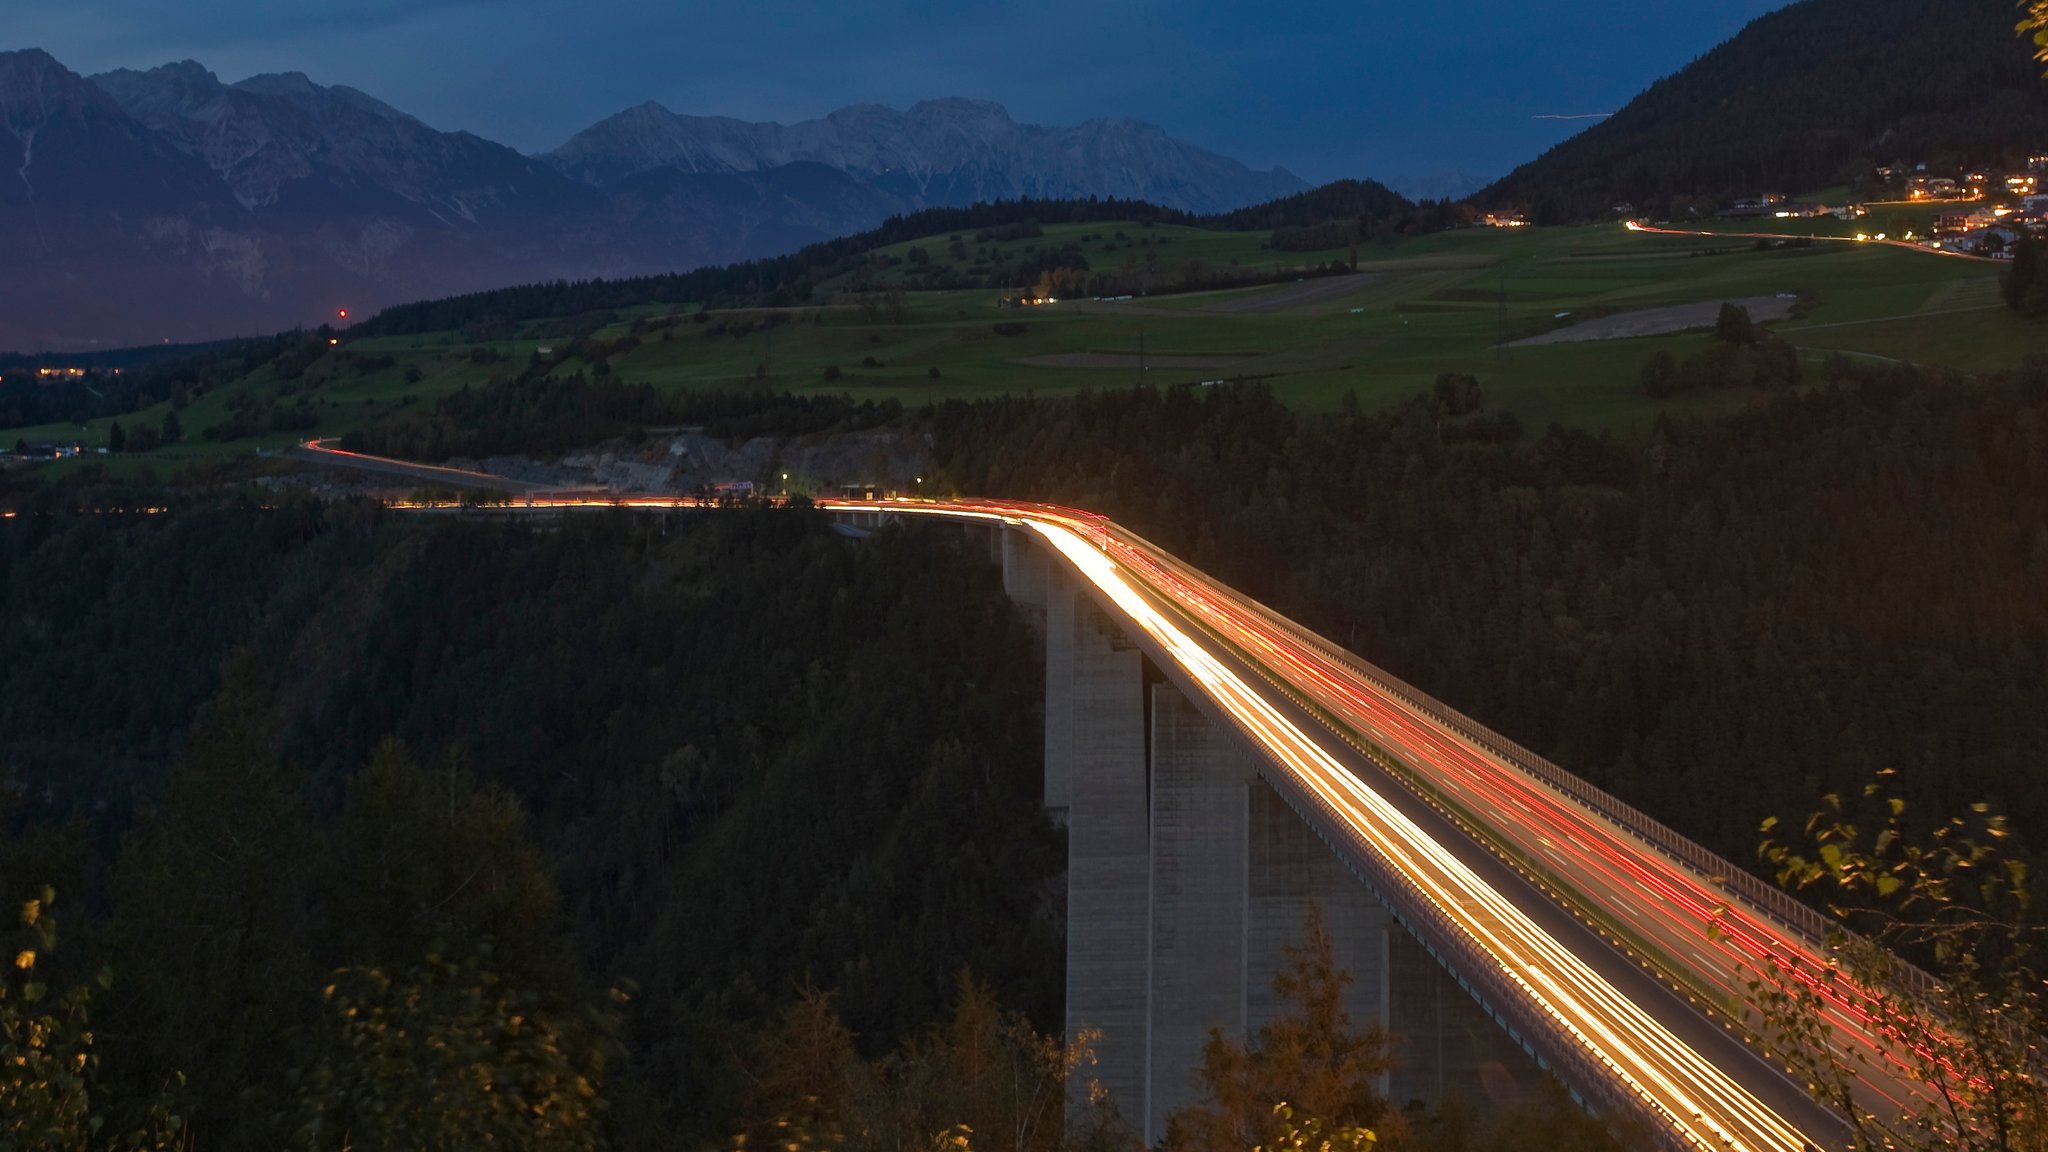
[301,442,1912,1151]
[835,500,1889,1152]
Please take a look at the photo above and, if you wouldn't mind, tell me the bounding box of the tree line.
[355,362,901,461]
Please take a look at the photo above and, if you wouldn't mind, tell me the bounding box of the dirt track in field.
[1510,295,1796,346]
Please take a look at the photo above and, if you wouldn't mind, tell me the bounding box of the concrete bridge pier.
[1144,682,1252,1137]
[1245,778,1392,1063]
[1007,528,1536,1135]
[1042,565,1075,821]
[1001,527,1051,637]
[1059,590,1149,1122]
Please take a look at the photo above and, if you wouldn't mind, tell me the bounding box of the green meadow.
[6,216,2029,466]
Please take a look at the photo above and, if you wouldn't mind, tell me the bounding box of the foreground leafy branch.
[1,888,184,1152]
[1744,772,2048,1152]
[1254,1102,1375,1152]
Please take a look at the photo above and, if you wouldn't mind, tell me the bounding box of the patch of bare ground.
[1510,295,1795,346]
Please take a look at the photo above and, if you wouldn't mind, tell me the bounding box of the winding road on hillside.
[1623,219,1997,263]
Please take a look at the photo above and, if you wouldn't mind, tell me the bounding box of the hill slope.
[1484,0,2048,219]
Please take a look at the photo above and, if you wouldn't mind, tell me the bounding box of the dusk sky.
[15,0,1791,191]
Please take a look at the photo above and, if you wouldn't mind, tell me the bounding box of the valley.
[6,2,2048,1149]
[1,211,2016,475]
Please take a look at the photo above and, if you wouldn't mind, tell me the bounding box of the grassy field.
[6,216,2030,465]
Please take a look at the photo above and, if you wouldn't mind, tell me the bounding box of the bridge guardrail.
[1288,629,1943,1000]
[1109,526,1942,1002]
[1262,607,1944,1004]
[1077,565,1717,1150]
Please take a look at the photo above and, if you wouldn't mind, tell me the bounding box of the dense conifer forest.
[0,508,1064,1147]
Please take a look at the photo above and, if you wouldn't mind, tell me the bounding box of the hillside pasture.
[2,218,2026,468]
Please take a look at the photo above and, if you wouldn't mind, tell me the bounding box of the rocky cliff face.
[546,96,1306,214]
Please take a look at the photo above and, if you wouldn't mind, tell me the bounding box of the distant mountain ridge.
[545,97,1307,214]
[1483,0,2048,219]
[91,60,579,221]
[0,50,1310,351]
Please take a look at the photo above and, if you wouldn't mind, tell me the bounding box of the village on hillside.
[1720,155,2048,257]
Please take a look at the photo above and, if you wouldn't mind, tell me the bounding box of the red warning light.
[337,308,349,319]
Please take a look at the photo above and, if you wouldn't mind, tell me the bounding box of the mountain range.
[0,49,1305,351]
[547,97,1305,210]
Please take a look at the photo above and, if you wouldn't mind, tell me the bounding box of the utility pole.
[1495,267,1510,361]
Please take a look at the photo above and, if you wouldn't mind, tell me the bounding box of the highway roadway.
[298,441,1914,1150]
[888,499,1880,1152]
[1623,218,1996,262]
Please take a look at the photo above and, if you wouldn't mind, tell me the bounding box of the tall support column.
[1064,596,1149,1124]
[1246,779,1390,1046]
[1042,566,1075,820]
[1144,684,1251,1143]
[1002,527,1050,637]
[1386,927,1536,1112]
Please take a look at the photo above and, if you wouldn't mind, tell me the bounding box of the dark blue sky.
[18,0,1791,192]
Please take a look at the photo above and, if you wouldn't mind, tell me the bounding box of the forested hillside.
[931,365,2048,858]
[356,181,1419,338]
[1484,0,2048,220]
[356,197,1198,336]
[0,506,1063,1147]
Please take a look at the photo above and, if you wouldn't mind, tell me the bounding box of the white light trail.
[1029,519,1816,1152]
